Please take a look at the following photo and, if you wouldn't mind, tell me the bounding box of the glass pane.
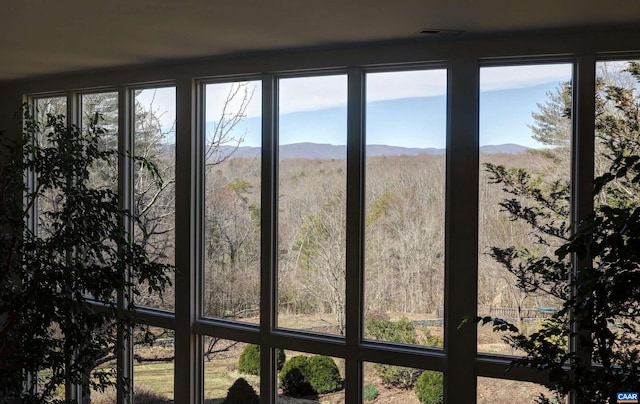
[277,75,348,335]
[204,337,260,401]
[34,96,66,124]
[363,361,441,403]
[477,377,564,403]
[593,60,640,368]
[133,87,176,310]
[203,81,261,324]
[133,326,175,402]
[478,64,572,354]
[278,350,345,403]
[81,92,118,191]
[31,97,68,243]
[364,69,446,348]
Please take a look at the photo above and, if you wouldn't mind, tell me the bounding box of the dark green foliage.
[414,371,443,404]
[365,313,442,388]
[363,384,379,401]
[223,377,259,404]
[307,355,342,393]
[279,355,342,396]
[477,62,640,402]
[238,344,285,375]
[0,108,172,402]
[238,344,261,375]
[279,355,314,396]
[365,312,418,345]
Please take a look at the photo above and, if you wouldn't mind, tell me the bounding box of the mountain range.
[212,142,529,160]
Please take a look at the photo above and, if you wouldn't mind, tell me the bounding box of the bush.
[279,355,314,396]
[374,364,422,388]
[223,377,259,404]
[238,344,286,375]
[308,355,342,393]
[363,384,379,401]
[365,314,444,388]
[134,386,173,404]
[366,314,418,388]
[279,355,343,396]
[365,313,417,344]
[414,371,443,404]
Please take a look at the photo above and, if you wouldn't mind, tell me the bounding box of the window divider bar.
[444,57,480,403]
[64,92,84,403]
[345,66,366,404]
[174,77,201,403]
[569,54,596,404]
[116,86,134,404]
[260,73,277,404]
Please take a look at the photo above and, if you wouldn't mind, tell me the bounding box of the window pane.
[133,326,175,401]
[593,60,640,367]
[81,91,118,191]
[203,81,261,323]
[364,69,446,348]
[134,87,176,310]
[204,337,260,401]
[478,64,572,354]
[364,361,441,403]
[32,97,67,238]
[277,75,347,335]
[34,96,66,124]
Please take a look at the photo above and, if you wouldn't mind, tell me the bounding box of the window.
[277,74,348,335]
[13,32,633,402]
[478,63,572,356]
[203,80,262,323]
[364,68,446,348]
[134,86,176,311]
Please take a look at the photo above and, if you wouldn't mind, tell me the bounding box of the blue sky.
[143,63,573,149]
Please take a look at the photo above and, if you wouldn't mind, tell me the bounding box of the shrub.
[308,355,342,393]
[363,384,379,401]
[134,386,173,403]
[238,344,286,375]
[374,364,422,389]
[366,314,419,388]
[279,355,314,396]
[279,355,343,396]
[365,314,444,388]
[365,313,417,344]
[414,371,443,404]
[223,377,259,404]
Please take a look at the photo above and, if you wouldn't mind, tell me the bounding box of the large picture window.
[13,34,632,402]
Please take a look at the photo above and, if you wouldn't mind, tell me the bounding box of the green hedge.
[414,371,443,404]
[279,355,343,396]
[238,344,286,375]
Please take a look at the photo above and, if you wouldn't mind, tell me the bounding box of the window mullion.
[174,77,201,403]
[444,56,479,403]
[64,91,84,403]
[569,55,596,404]
[116,86,134,404]
[345,66,365,403]
[260,72,277,404]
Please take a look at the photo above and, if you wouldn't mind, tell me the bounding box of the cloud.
[139,64,574,125]
[480,63,572,92]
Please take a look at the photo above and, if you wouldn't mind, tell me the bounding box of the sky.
[139,63,574,149]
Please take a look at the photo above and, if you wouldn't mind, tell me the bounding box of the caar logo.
[617,392,639,403]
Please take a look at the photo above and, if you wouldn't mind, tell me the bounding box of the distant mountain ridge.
[214,142,529,160]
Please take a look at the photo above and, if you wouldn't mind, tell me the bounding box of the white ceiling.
[3,0,640,82]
